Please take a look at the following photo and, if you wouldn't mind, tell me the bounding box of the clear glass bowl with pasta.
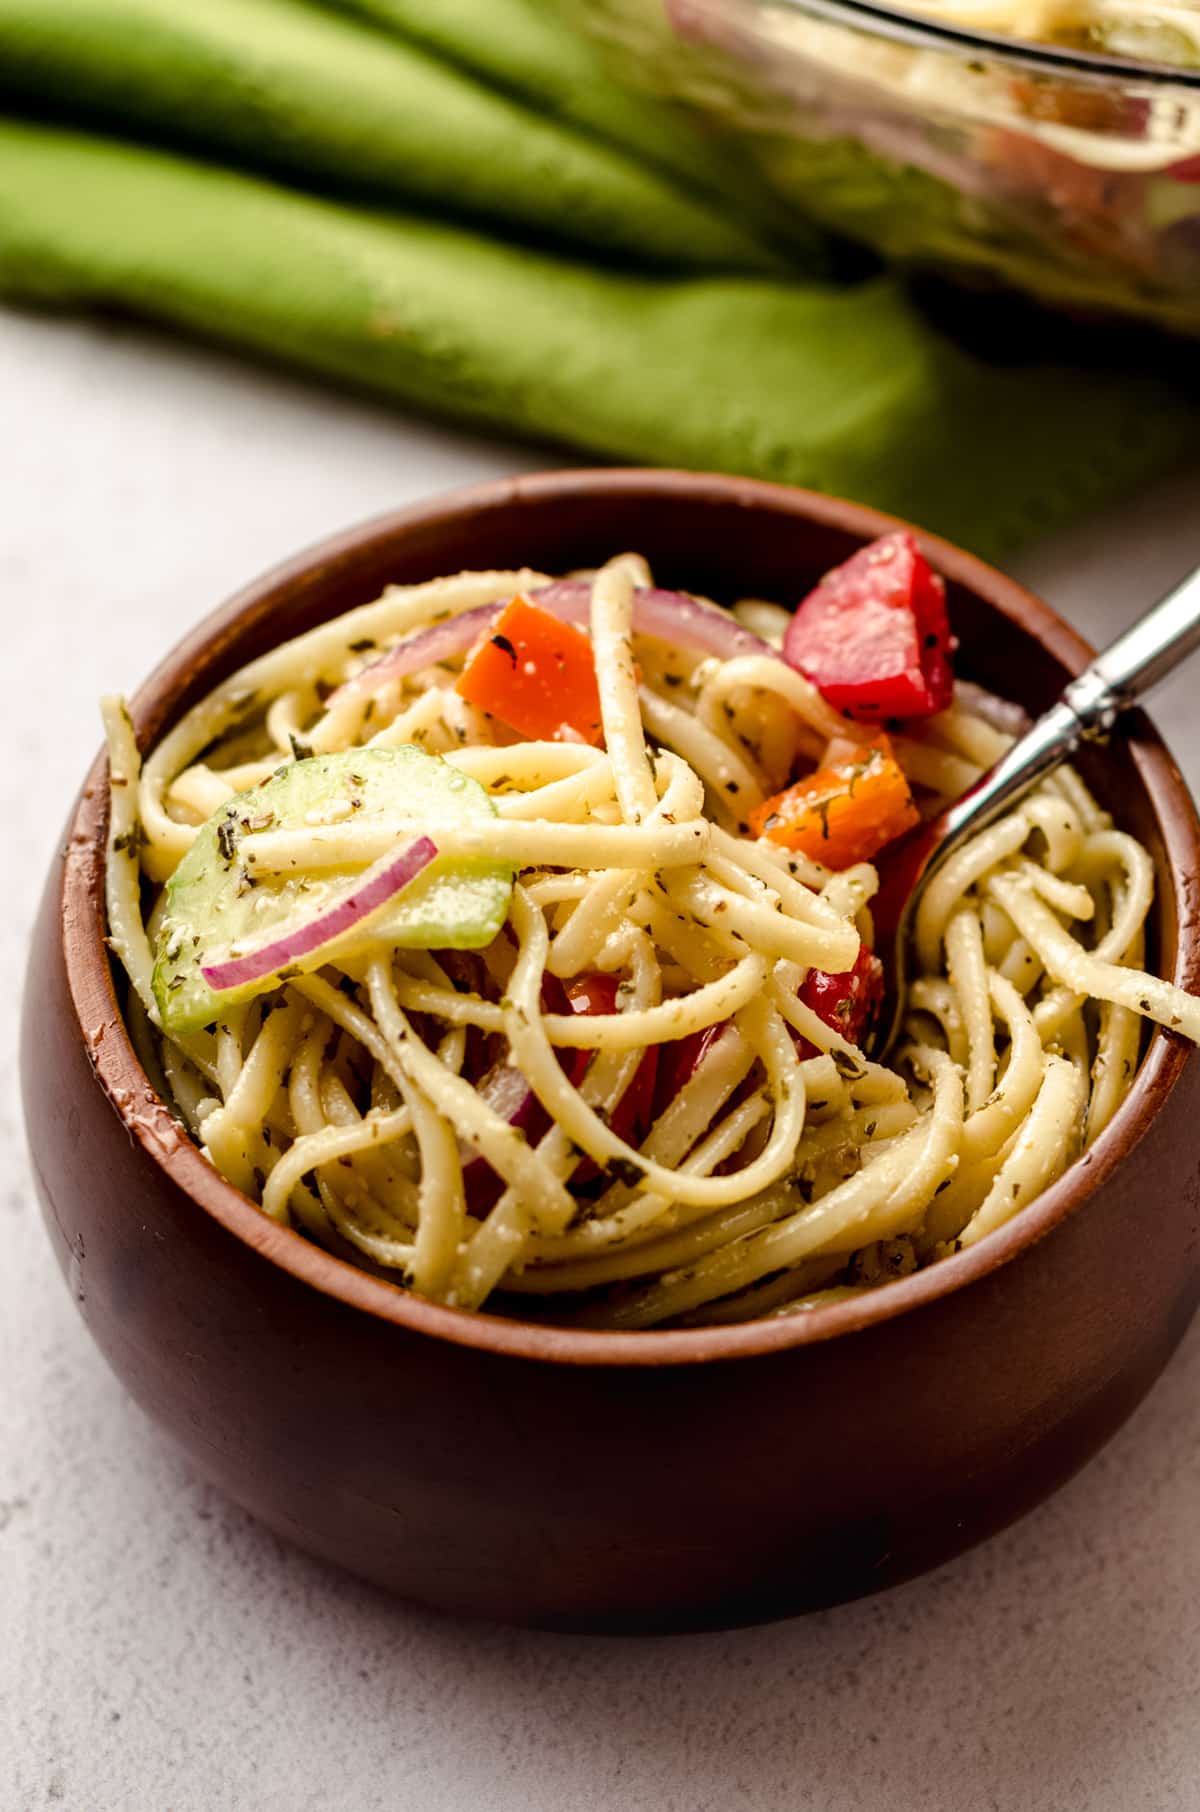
[554,0,1200,336]
[100,540,1200,1331]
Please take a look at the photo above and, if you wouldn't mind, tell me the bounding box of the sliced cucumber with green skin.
[152,747,513,1034]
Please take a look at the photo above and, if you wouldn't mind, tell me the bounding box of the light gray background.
[3,310,1199,1812]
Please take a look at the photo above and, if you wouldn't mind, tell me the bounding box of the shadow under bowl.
[21,469,1200,1631]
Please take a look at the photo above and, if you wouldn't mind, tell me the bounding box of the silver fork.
[870,561,1200,1062]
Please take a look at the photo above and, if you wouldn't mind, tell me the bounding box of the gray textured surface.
[3,309,1200,1812]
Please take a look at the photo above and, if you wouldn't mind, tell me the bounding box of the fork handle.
[940,561,1200,844]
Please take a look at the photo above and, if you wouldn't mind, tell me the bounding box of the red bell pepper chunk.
[653,949,883,1115]
[793,946,886,1059]
[782,532,956,722]
[564,975,659,1171]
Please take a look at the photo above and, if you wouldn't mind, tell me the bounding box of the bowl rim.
[57,467,1200,1369]
[738,0,1200,86]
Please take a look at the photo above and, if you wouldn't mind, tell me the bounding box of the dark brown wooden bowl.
[22,471,1200,1632]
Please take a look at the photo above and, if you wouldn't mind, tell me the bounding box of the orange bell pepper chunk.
[749,735,919,869]
[456,594,603,745]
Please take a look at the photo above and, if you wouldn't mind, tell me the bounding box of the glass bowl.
[557,0,1200,333]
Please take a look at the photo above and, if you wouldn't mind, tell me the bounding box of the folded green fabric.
[1,120,1191,560]
[0,0,791,272]
[323,0,776,223]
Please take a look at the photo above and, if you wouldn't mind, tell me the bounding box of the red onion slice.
[953,679,1031,739]
[200,835,438,991]
[530,582,781,666]
[326,584,782,711]
[327,605,503,708]
[458,974,590,1210]
[459,1059,543,1212]
[473,1059,539,1130]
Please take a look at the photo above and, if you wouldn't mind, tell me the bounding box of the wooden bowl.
[22,470,1200,1632]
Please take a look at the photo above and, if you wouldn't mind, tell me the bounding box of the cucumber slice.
[152,746,512,1033]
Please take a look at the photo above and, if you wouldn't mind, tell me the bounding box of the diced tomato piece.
[611,1045,659,1149]
[750,735,919,870]
[565,973,620,1018]
[653,1020,727,1120]
[655,947,885,1099]
[456,593,603,744]
[548,971,591,1089]
[782,532,956,722]
[793,946,885,1058]
[565,974,659,1173]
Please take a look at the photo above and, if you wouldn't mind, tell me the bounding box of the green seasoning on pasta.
[101,546,1200,1327]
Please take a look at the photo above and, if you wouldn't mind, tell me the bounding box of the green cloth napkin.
[0,0,790,272]
[0,0,1193,559]
[327,0,756,209]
